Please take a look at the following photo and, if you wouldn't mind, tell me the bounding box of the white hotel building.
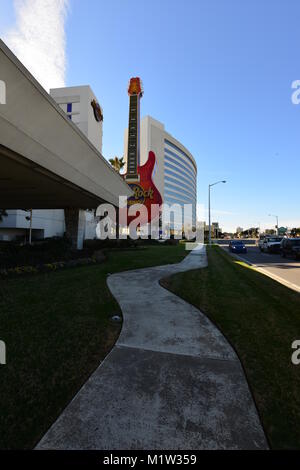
[125,116,197,231]
[0,85,102,242]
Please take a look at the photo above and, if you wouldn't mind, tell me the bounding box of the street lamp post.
[208,180,226,246]
[25,208,33,244]
[269,214,279,236]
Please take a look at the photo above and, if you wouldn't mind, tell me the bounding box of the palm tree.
[109,156,125,174]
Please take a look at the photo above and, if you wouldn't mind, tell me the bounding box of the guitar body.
[126,150,162,225]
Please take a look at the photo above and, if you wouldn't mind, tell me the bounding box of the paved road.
[221,243,300,291]
[36,246,267,450]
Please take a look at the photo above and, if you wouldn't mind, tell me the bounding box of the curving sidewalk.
[36,244,268,450]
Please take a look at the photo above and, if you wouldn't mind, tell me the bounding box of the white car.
[261,237,283,253]
[258,235,266,251]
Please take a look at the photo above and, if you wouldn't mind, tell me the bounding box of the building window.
[165,175,196,194]
[165,181,196,200]
[164,168,196,191]
[164,162,196,187]
[164,189,195,205]
[165,153,196,181]
[165,139,197,172]
[164,147,196,176]
[164,198,195,223]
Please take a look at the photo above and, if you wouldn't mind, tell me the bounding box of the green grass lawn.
[0,244,186,449]
[161,245,300,449]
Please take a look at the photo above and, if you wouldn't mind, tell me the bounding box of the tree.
[109,156,125,174]
[291,227,300,237]
[240,227,259,238]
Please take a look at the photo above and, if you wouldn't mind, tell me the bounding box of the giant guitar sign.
[124,77,162,225]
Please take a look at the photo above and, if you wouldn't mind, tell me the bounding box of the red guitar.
[124,77,162,225]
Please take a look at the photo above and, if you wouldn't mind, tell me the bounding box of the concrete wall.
[84,210,97,239]
[0,40,132,244]
[64,208,86,249]
[0,39,131,208]
[0,209,65,237]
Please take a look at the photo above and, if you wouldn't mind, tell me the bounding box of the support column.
[64,208,86,249]
[116,205,120,240]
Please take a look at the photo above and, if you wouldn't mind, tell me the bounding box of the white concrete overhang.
[0,39,132,209]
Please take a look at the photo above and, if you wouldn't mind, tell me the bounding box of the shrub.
[0,256,102,279]
[164,238,179,246]
[0,237,89,269]
[83,238,138,251]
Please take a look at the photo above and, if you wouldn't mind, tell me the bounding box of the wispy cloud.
[3,0,69,92]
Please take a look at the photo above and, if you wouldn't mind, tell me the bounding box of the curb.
[223,248,300,294]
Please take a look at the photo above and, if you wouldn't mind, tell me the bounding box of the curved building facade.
[163,136,197,229]
[124,115,197,230]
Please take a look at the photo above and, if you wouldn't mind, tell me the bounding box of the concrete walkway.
[36,245,268,450]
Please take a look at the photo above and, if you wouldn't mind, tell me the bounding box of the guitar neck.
[126,94,140,181]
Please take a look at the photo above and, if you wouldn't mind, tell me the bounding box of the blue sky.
[1,0,300,232]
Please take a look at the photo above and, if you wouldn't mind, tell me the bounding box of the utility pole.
[25,209,33,244]
[29,209,33,244]
[269,214,279,236]
[208,180,227,246]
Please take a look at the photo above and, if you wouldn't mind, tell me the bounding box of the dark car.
[229,240,247,254]
[280,238,300,259]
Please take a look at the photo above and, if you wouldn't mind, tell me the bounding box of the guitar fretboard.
[126,94,140,180]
